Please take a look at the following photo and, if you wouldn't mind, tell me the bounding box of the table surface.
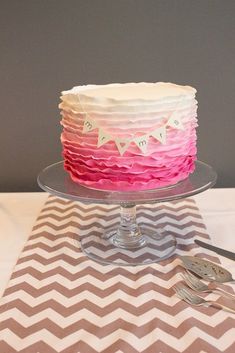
[0,189,235,298]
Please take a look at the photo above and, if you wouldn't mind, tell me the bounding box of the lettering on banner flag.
[151,126,167,144]
[167,112,183,130]
[97,128,112,147]
[115,138,130,156]
[134,134,149,154]
[83,118,97,133]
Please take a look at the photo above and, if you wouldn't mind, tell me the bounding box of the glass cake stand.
[37,160,217,266]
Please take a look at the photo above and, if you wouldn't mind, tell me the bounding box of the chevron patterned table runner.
[0,195,234,353]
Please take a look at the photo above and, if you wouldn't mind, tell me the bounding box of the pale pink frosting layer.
[59,82,198,191]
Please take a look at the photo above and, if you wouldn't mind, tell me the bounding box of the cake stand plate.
[38,161,217,266]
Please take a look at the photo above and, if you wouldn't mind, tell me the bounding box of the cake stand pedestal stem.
[111,204,146,249]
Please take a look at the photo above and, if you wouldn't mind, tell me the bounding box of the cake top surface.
[62,82,196,103]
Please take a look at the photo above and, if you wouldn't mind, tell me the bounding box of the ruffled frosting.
[59,82,198,191]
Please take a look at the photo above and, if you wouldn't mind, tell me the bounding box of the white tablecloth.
[0,189,235,297]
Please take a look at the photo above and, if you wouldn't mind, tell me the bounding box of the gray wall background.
[1,0,235,191]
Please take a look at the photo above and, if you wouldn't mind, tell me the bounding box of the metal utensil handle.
[208,301,235,314]
[195,239,235,261]
[212,288,235,300]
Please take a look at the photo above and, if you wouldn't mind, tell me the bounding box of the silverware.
[179,255,235,282]
[195,239,235,261]
[173,283,235,313]
[181,271,235,300]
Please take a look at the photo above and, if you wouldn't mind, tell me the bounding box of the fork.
[173,283,235,313]
[181,271,235,300]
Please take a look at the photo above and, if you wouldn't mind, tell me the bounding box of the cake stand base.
[80,204,176,266]
[81,228,176,266]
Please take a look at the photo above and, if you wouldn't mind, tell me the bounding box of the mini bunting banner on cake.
[97,129,112,147]
[78,95,184,155]
[133,135,149,154]
[151,126,167,144]
[167,112,184,130]
[83,118,97,133]
[115,138,130,156]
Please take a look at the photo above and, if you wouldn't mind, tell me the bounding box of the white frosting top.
[62,82,196,104]
[60,82,198,132]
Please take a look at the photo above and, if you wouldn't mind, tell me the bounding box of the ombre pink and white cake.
[59,82,198,191]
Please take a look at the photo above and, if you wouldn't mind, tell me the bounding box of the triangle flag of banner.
[97,128,112,147]
[167,112,183,130]
[83,118,97,133]
[134,134,149,154]
[151,126,167,144]
[115,138,130,156]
